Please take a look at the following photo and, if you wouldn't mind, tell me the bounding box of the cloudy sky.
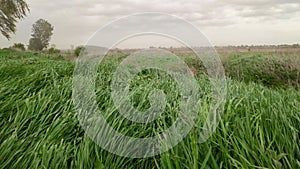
[1,0,300,49]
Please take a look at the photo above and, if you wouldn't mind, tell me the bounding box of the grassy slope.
[183,52,300,90]
[0,49,299,168]
[223,53,300,90]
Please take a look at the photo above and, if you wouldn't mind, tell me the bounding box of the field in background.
[103,45,300,90]
[58,45,300,89]
[0,48,299,168]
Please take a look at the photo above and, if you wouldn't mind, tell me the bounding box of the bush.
[74,46,84,57]
[48,47,60,55]
[11,43,26,51]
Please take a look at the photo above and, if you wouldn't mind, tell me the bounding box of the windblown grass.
[0,49,299,168]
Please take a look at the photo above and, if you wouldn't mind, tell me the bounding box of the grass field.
[0,49,299,168]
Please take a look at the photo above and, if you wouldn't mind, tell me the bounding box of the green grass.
[223,53,300,90]
[0,49,299,168]
[181,52,300,90]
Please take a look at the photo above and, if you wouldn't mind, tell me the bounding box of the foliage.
[11,43,25,51]
[74,46,84,57]
[28,38,43,51]
[28,19,54,51]
[48,47,60,54]
[0,0,29,39]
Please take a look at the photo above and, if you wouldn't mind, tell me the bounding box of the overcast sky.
[1,0,300,49]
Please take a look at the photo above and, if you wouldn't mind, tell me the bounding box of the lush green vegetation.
[0,49,299,168]
[183,52,300,90]
[223,53,300,90]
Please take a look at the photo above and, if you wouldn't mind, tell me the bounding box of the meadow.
[0,48,299,168]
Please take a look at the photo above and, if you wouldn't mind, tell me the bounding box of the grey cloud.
[238,3,300,19]
[217,0,300,21]
[1,0,300,48]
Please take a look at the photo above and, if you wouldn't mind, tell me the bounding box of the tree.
[28,19,53,51]
[28,38,43,51]
[0,0,29,39]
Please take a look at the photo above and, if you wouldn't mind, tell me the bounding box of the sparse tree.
[28,19,53,51]
[0,0,29,39]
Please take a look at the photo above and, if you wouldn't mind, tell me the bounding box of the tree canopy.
[0,0,29,39]
[28,19,54,51]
